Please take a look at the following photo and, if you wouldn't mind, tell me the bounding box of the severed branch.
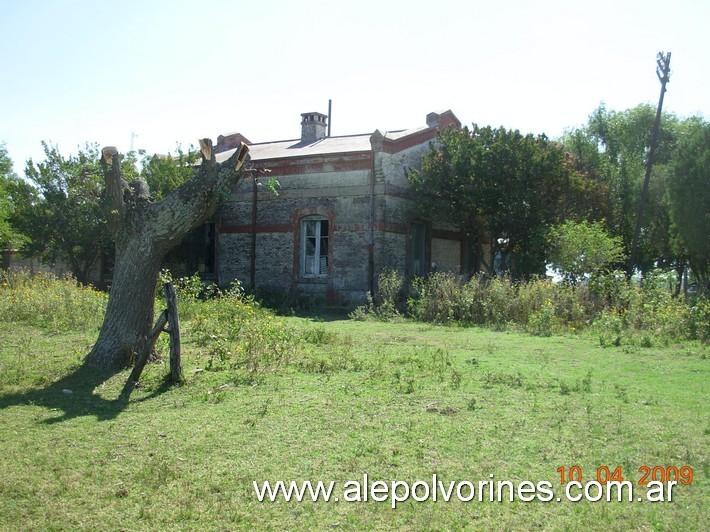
[100,146,129,235]
[119,281,186,399]
[164,282,182,384]
[120,309,168,399]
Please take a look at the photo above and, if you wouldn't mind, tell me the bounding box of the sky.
[1,0,708,175]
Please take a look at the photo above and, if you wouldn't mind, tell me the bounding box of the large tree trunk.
[86,242,165,367]
[84,140,249,369]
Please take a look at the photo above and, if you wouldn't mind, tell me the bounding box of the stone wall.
[212,110,466,302]
[215,159,374,301]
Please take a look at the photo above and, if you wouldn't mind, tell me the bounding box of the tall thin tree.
[628,51,671,276]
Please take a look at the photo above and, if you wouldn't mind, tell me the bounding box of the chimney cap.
[300,111,328,143]
[301,112,328,124]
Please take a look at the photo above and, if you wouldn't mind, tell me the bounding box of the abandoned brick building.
[196,109,474,302]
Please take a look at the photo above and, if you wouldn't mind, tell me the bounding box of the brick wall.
[212,111,467,302]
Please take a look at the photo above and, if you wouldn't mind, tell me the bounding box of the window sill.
[299,276,328,284]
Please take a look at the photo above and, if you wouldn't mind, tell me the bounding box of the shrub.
[548,220,625,284]
[594,309,624,347]
[350,269,405,322]
[184,282,299,382]
[407,272,462,323]
[0,269,107,331]
[688,298,710,342]
[354,265,704,343]
[527,299,556,336]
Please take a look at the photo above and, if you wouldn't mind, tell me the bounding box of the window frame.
[300,216,329,278]
[408,221,429,278]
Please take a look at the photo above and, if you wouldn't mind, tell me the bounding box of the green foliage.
[12,142,119,283]
[563,104,705,276]
[548,220,626,283]
[0,269,305,388]
[158,269,206,301]
[0,144,20,248]
[688,298,710,343]
[527,299,556,337]
[667,119,709,289]
[5,142,208,285]
[350,268,405,321]
[183,281,298,381]
[0,269,107,331]
[358,268,705,345]
[409,125,576,277]
[594,309,624,347]
[139,146,198,201]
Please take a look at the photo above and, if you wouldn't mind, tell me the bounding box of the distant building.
[208,109,480,302]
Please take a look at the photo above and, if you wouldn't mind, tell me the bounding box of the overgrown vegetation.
[409,106,708,289]
[0,270,107,332]
[354,269,709,346]
[0,271,706,530]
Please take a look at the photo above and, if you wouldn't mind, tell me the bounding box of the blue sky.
[1,0,708,174]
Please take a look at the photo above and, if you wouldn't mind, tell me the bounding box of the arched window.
[300,216,329,277]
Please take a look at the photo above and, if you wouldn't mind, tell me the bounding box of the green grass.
[0,317,707,530]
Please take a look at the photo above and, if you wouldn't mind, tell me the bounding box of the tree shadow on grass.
[0,363,173,424]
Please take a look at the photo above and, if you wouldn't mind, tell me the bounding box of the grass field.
[0,315,707,530]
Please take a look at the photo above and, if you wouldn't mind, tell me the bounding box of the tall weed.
[0,270,107,331]
[357,268,706,343]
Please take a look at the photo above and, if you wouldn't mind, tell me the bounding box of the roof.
[246,133,373,161]
[215,128,414,164]
[214,110,460,164]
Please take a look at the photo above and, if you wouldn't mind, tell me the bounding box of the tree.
[0,144,20,248]
[568,104,683,274]
[84,140,249,369]
[563,104,709,282]
[409,125,574,278]
[140,146,198,201]
[547,220,625,284]
[10,143,128,283]
[667,119,710,291]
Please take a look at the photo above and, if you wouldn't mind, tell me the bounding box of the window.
[409,222,427,277]
[300,217,329,277]
[463,233,479,275]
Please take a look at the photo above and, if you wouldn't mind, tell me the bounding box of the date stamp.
[557,465,694,486]
[557,465,693,486]
[554,465,693,502]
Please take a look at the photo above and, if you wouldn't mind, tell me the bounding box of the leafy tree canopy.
[667,118,710,290]
[6,141,200,283]
[548,220,625,284]
[139,146,198,201]
[561,104,699,275]
[409,125,574,278]
[0,144,20,248]
[14,142,116,283]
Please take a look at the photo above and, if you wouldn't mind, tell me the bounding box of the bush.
[688,298,710,342]
[547,220,625,284]
[355,266,705,343]
[350,269,405,322]
[407,272,462,323]
[187,281,297,380]
[0,269,107,331]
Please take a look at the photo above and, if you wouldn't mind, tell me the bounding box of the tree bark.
[120,309,168,398]
[84,141,249,369]
[164,281,182,384]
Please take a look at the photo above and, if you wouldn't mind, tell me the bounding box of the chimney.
[301,112,328,143]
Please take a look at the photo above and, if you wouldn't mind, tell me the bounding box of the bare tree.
[84,140,249,369]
